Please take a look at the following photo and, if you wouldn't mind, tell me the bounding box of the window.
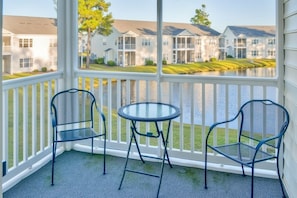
[19,58,33,68]
[163,40,168,46]
[235,38,246,47]
[209,39,216,45]
[49,39,57,47]
[142,38,151,46]
[268,39,275,45]
[196,39,201,45]
[268,49,275,56]
[251,50,259,57]
[163,53,168,61]
[19,38,33,48]
[251,39,259,45]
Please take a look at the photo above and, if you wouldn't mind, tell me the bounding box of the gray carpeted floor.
[4,151,284,198]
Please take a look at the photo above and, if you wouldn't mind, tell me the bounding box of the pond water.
[103,67,277,127]
[195,67,275,77]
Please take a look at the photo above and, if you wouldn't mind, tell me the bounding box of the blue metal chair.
[204,99,289,198]
[50,88,106,185]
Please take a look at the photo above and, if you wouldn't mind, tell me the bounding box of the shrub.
[209,58,217,62]
[41,67,47,72]
[107,60,116,66]
[145,59,154,66]
[96,57,105,64]
[226,55,233,58]
[162,60,167,65]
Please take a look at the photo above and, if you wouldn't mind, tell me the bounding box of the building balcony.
[2,46,12,54]
[118,44,136,50]
[2,70,284,196]
[173,43,195,49]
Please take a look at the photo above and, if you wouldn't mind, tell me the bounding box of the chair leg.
[91,138,94,154]
[251,165,254,198]
[241,164,246,176]
[103,133,106,174]
[276,157,287,198]
[204,146,208,189]
[51,141,57,186]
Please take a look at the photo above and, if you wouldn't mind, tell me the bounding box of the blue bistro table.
[118,102,181,197]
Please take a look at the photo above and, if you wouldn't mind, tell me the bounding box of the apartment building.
[2,15,57,74]
[90,19,221,66]
[2,16,276,74]
[219,26,276,59]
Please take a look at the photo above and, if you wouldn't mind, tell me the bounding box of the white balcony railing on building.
[118,44,136,50]
[174,43,195,49]
[2,70,280,192]
[2,46,12,54]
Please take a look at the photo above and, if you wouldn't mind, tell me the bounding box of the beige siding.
[283,0,297,197]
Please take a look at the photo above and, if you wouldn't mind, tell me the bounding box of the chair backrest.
[50,88,97,127]
[238,99,290,148]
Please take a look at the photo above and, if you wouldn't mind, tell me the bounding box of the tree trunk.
[86,28,91,69]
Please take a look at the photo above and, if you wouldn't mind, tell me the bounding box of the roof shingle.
[227,26,275,37]
[3,15,57,35]
[113,19,221,36]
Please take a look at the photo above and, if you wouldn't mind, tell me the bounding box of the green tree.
[190,4,211,27]
[78,0,113,68]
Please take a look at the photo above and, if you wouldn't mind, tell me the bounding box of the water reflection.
[103,67,277,127]
[197,67,275,77]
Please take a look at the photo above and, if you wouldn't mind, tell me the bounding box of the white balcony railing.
[2,70,280,192]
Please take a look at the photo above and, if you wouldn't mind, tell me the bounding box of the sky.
[3,0,275,32]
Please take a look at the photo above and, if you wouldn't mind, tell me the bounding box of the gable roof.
[113,19,220,36]
[3,15,57,35]
[227,26,275,37]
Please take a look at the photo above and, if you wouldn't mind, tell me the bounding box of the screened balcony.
[1,0,296,197]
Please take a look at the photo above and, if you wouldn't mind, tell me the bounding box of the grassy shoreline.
[3,59,275,80]
[87,58,275,74]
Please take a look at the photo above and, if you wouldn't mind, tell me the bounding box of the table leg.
[155,121,172,168]
[130,121,145,163]
[118,132,134,190]
[119,121,146,190]
[156,120,172,197]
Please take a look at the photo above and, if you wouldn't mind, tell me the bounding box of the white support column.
[57,0,78,90]
[156,0,163,102]
[57,0,78,151]
[276,0,284,104]
[123,35,125,67]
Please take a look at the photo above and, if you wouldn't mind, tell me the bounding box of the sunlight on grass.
[88,59,275,74]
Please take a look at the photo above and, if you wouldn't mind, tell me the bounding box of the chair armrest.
[206,114,239,137]
[51,112,57,127]
[96,106,106,122]
[255,135,279,151]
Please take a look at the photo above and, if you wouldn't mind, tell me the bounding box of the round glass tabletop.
[118,102,180,122]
